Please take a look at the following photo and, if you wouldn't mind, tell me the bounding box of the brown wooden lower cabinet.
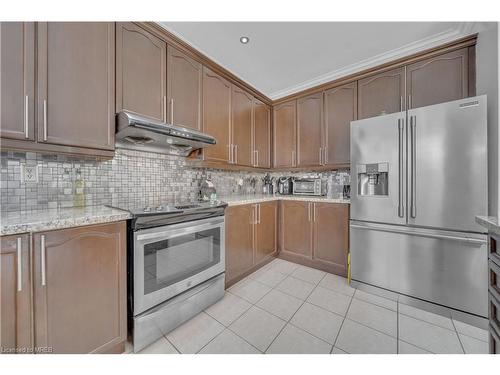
[279,200,349,277]
[0,234,32,353]
[225,201,278,287]
[31,222,127,354]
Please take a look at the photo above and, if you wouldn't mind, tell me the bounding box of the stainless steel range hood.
[115,111,216,156]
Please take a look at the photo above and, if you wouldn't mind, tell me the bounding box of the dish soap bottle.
[73,169,85,207]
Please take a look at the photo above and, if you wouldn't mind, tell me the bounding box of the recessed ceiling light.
[240,36,250,44]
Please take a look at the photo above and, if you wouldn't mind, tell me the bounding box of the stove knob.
[156,206,164,211]
[143,206,151,212]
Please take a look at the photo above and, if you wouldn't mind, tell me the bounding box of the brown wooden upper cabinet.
[253,99,271,168]
[32,222,127,354]
[280,200,312,258]
[297,93,323,167]
[167,46,202,130]
[116,22,166,122]
[231,85,253,166]
[37,22,115,150]
[202,67,232,163]
[1,234,32,353]
[406,48,469,109]
[312,203,349,277]
[358,67,405,120]
[273,100,297,168]
[0,22,35,142]
[323,82,357,166]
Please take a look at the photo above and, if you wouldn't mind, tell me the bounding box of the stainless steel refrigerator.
[350,95,488,317]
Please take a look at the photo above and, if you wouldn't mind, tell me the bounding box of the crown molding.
[268,24,479,99]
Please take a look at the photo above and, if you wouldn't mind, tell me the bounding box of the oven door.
[133,216,225,315]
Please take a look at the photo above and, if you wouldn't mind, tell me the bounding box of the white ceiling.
[159,22,476,100]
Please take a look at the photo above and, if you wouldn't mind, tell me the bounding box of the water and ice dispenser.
[357,163,389,196]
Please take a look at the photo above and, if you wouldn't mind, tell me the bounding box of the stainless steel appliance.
[292,177,325,196]
[277,177,293,195]
[115,111,217,156]
[350,96,488,317]
[110,200,227,352]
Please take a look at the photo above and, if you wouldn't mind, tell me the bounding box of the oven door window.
[143,227,221,295]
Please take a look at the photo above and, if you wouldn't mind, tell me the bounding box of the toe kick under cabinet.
[0,222,127,354]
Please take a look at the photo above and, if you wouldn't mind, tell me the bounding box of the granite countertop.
[476,215,500,235]
[220,194,350,207]
[1,205,132,236]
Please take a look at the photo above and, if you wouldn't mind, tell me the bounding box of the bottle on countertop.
[73,169,85,207]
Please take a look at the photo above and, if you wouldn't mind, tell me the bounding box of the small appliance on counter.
[262,174,274,194]
[277,177,293,195]
[343,184,351,199]
[200,178,216,201]
[292,177,325,196]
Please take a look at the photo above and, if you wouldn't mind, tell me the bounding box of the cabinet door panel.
[253,100,271,168]
[116,22,166,122]
[225,205,254,284]
[167,46,202,130]
[324,82,357,165]
[0,22,35,141]
[37,22,115,150]
[203,67,232,162]
[231,86,253,166]
[273,100,296,168]
[33,222,126,354]
[255,201,278,264]
[358,67,405,120]
[407,48,469,109]
[0,234,31,353]
[313,203,349,277]
[297,93,323,167]
[280,200,312,258]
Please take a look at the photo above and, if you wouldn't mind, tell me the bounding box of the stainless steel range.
[110,200,227,352]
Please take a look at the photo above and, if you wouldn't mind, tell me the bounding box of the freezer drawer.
[350,221,488,317]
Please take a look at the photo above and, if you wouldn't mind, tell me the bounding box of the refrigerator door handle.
[398,118,404,218]
[410,116,417,219]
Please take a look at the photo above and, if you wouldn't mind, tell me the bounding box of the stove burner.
[174,204,201,210]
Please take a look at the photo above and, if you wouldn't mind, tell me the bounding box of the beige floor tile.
[335,319,397,354]
[249,268,288,287]
[199,330,260,354]
[290,302,344,344]
[331,346,348,354]
[256,289,303,321]
[267,259,300,275]
[398,340,432,354]
[166,312,224,354]
[266,324,332,354]
[229,306,286,352]
[347,298,397,337]
[354,289,397,311]
[291,265,326,284]
[398,302,454,330]
[228,278,272,303]
[398,314,463,354]
[307,286,352,316]
[137,336,179,354]
[276,275,316,300]
[459,334,489,354]
[453,319,489,342]
[205,292,252,326]
[319,273,355,296]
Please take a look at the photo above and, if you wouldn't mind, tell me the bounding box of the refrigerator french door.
[350,96,488,317]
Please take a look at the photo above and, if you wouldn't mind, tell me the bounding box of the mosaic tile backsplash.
[0,149,350,212]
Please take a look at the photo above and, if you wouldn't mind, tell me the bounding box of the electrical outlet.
[21,164,39,183]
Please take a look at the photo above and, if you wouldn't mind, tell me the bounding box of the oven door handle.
[136,218,224,242]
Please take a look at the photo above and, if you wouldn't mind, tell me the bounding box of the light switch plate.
[21,164,39,183]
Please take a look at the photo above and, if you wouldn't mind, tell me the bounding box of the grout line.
[450,317,467,354]
[332,292,355,352]
[398,338,434,354]
[163,335,181,354]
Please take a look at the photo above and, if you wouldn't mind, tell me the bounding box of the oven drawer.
[490,233,500,266]
[490,259,500,302]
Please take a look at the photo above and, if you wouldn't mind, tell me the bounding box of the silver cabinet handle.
[24,95,29,139]
[400,96,403,112]
[408,94,412,110]
[397,118,405,218]
[313,203,316,222]
[410,116,417,219]
[291,150,296,167]
[163,96,167,122]
[170,98,174,124]
[41,235,46,286]
[308,203,311,222]
[258,204,261,224]
[228,144,232,163]
[319,147,323,165]
[17,237,22,292]
[234,144,238,164]
[43,99,48,141]
[253,150,258,167]
[323,146,328,165]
